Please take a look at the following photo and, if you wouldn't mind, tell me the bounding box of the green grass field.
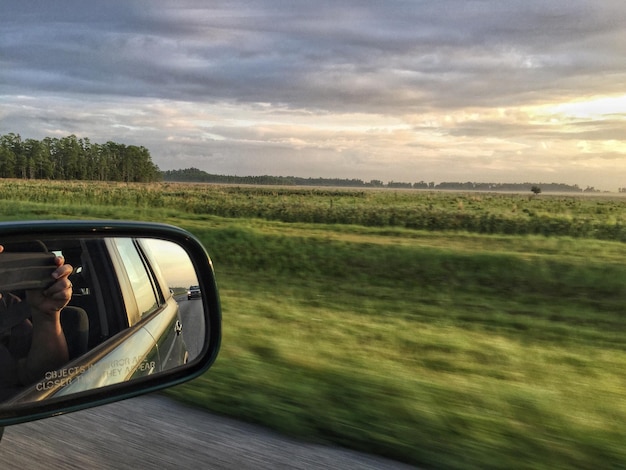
[1,180,625,469]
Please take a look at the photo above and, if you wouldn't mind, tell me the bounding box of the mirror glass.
[0,235,206,405]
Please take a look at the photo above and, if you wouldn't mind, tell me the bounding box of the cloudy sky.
[1,1,625,190]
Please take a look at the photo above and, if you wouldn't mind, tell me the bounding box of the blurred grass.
[169,270,626,469]
[1,185,625,468]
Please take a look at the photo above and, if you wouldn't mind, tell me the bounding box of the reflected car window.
[113,238,158,321]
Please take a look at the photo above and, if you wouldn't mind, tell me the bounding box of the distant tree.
[387,181,412,188]
[531,185,542,195]
[0,133,162,182]
[0,146,16,178]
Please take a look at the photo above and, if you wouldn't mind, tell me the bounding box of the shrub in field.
[1,179,626,241]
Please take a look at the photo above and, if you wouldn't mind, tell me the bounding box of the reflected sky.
[143,239,198,289]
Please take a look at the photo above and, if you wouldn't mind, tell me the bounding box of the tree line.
[0,133,162,182]
[162,168,370,187]
[0,134,602,192]
[163,168,590,193]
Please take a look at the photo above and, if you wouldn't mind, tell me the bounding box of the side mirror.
[0,220,221,426]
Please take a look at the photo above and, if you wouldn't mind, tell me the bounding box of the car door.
[103,237,189,375]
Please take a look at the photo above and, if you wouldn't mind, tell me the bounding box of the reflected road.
[176,296,205,360]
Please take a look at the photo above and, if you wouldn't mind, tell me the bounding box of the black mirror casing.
[0,220,221,427]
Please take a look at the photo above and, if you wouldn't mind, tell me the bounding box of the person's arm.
[17,257,73,385]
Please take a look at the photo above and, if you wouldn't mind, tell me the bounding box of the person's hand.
[26,255,73,319]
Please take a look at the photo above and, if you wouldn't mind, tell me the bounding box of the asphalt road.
[0,394,415,469]
[177,296,205,360]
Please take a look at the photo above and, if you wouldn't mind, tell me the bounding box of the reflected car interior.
[5,236,191,402]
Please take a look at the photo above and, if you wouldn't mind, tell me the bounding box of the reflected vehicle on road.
[187,285,201,300]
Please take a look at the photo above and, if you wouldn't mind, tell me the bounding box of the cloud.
[5,0,625,110]
[1,1,626,190]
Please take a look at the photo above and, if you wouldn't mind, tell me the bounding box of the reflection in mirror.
[0,236,206,405]
[142,238,205,360]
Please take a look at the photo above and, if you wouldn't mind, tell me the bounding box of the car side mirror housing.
[0,220,221,426]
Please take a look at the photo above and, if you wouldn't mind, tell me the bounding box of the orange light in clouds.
[539,94,626,120]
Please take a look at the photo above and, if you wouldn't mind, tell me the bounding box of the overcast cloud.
[1,0,625,189]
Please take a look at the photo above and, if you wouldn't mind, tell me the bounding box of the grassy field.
[1,180,625,469]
